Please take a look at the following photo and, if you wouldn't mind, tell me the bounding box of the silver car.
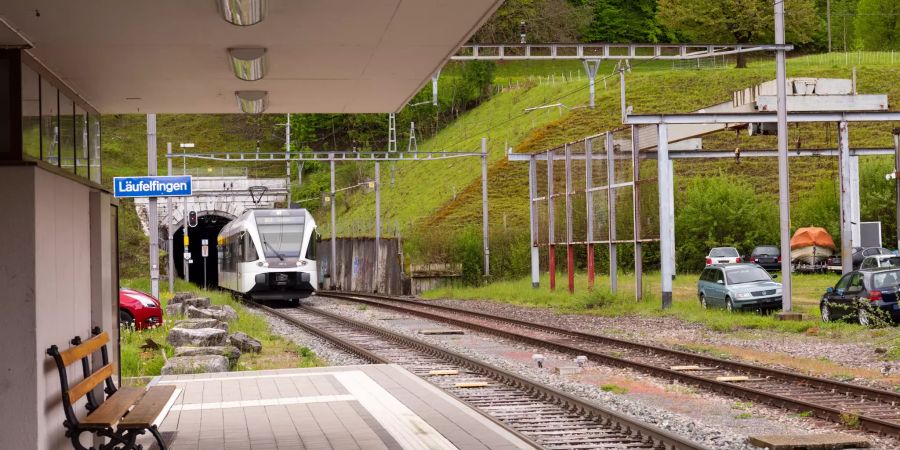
[697,264,783,313]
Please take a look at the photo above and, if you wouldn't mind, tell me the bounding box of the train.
[217,208,319,304]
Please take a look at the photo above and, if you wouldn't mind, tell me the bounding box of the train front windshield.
[256,215,305,259]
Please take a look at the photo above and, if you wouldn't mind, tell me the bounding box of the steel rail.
[248,299,388,364]
[324,291,900,437]
[254,300,707,450]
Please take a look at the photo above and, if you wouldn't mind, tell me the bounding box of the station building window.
[21,64,40,160]
[58,92,74,173]
[40,76,58,166]
[22,55,101,183]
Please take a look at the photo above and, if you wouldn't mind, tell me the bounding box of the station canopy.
[0,0,502,113]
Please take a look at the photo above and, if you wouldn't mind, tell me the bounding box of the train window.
[305,229,319,260]
[243,232,258,262]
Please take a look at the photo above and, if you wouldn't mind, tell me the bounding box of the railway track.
[322,291,900,438]
[253,300,707,450]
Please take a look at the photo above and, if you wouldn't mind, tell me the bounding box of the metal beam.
[625,111,900,125]
[631,127,643,301]
[565,143,574,293]
[507,147,897,161]
[170,150,485,162]
[585,137,595,291]
[375,161,381,283]
[330,159,337,290]
[451,43,793,61]
[167,142,174,294]
[895,129,900,250]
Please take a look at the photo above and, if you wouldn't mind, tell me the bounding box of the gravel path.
[424,298,895,384]
[303,297,898,450]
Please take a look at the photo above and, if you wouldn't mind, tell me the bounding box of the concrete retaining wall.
[317,238,403,295]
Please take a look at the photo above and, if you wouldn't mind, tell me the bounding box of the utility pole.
[375,161,381,275]
[167,143,174,294]
[183,195,189,283]
[894,129,900,250]
[330,158,337,289]
[147,114,159,300]
[775,0,792,312]
[286,113,291,204]
[481,138,490,277]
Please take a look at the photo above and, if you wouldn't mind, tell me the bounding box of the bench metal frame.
[47,327,166,450]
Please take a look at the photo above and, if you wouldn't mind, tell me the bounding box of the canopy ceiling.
[0,0,502,113]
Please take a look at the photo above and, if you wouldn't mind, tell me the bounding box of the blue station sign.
[113,176,193,198]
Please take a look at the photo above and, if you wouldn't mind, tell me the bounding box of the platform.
[144,364,535,450]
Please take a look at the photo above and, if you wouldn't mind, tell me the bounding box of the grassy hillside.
[319,56,900,243]
[102,54,900,278]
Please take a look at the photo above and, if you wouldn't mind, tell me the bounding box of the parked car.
[820,267,900,326]
[119,288,163,329]
[859,255,900,270]
[705,247,742,266]
[697,264,782,313]
[747,245,781,271]
[826,247,893,272]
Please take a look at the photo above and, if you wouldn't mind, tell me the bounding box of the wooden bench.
[47,327,179,450]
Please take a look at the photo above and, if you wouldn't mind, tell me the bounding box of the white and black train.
[217,208,319,303]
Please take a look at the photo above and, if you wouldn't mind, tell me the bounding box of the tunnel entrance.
[172,214,232,288]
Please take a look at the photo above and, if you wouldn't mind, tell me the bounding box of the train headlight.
[296,260,308,267]
[257,261,269,267]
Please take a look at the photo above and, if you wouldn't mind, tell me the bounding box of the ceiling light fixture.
[228,47,268,81]
[217,0,267,26]
[235,91,268,113]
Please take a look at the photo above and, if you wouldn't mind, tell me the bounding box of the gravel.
[306,297,900,450]
[245,305,369,366]
[424,298,895,382]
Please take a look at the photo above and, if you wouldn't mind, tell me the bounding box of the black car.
[820,267,900,326]
[826,247,893,272]
[748,245,781,271]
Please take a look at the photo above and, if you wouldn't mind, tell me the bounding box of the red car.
[119,288,163,329]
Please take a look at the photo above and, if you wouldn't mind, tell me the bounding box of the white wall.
[0,164,117,450]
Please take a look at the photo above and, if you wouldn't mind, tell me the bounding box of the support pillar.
[432,69,441,106]
[582,59,602,108]
[147,114,159,299]
[375,161,381,281]
[286,113,291,204]
[849,154,861,247]
[839,121,853,275]
[632,126,643,300]
[585,138,595,291]
[167,143,174,294]
[482,138,490,278]
[564,144,574,293]
[330,158,337,290]
[548,149,556,291]
[657,124,675,309]
[894,129,900,250]
[528,156,540,288]
[775,0,793,312]
[183,193,189,283]
[606,133,617,293]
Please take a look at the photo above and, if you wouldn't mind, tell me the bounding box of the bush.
[674,174,778,272]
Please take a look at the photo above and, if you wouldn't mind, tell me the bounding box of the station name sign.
[113,176,193,198]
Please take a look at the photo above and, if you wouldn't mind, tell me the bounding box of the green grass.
[422,270,900,338]
[118,278,325,380]
[599,384,628,394]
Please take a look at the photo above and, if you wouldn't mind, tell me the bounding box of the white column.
[657,124,675,308]
[775,0,793,312]
[839,121,853,274]
[849,154,861,247]
[167,142,174,293]
[481,138,490,277]
[528,156,540,288]
[330,158,337,289]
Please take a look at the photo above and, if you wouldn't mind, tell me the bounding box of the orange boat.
[790,227,836,265]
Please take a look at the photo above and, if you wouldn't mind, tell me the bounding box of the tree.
[470,0,591,44]
[674,174,778,272]
[582,0,670,43]
[657,0,821,67]
[855,0,900,50]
